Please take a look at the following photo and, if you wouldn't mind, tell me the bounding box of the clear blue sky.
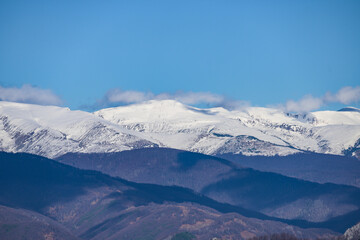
[0,0,359,110]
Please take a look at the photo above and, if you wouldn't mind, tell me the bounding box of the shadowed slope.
[57,148,360,229]
[0,151,343,239]
[217,152,360,188]
[0,205,79,240]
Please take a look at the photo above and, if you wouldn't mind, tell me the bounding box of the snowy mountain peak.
[95,99,217,122]
[1,100,360,158]
[94,100,360,157]
[0,101,158,158]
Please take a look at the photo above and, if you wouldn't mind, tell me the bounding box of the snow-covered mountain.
[95,100,360,157]
[0,101,157,158]
[1,100,360,158]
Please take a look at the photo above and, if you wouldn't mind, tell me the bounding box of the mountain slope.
[0,101,158,158]
[0,205,79,240]
[344,222,360,240]
[57,148,240,192]
[95,100,360,157]
[1,100,359,158]
[217,152,360,188]
[0,152,338,239]
[57,148,360,226]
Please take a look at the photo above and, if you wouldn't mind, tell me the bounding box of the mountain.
[95,100,360,158]
[0,101,158,158]
[0,152,337,239]
[344,222,360,240]
[0,205,79,240]
[217,152,360,188]
[1,100,360,158]
[57,148,360,227]
[57,148,239,193]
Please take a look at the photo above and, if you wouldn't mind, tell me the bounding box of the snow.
[0,101,158,158]
[312,111,360,126]
[95,100,360,156]
[0,100,359,158]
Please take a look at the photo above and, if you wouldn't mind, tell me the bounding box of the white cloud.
[101,88,253,110]
[285,95,323,112]
[333,86,360,104]
[104,89,226,106]
[99,85,360,113]
[171,92,225,105]
[220,100,251,110]
[283,86,360,112]
[0,85,62,106]
[106,89,154,103]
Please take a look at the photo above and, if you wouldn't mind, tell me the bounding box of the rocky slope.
[344,222,360,240]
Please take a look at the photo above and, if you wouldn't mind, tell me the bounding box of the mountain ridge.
[0,100,359,158]
[0,151,340,239]
[56,148,360,228]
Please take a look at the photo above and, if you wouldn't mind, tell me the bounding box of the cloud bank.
[103,86,360,113]
[326,86,360,105]
[99,88,252,110]
[283,86,360,112]
[285,95,324,113]
[103,89,228,106]
[3,84,354,113]
[0,85,62,106]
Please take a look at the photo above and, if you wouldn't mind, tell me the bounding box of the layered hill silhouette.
[57,148,360,230]
[218,152,360,188]
[0,205,79,240]
[0,151,339,239]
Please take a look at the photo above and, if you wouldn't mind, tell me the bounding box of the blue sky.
[0,0,359,111]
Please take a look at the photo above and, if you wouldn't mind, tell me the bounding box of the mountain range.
[0,152,339,240]
[1,100,360,239]
[1,100,360,159]
[57,148,360,228]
